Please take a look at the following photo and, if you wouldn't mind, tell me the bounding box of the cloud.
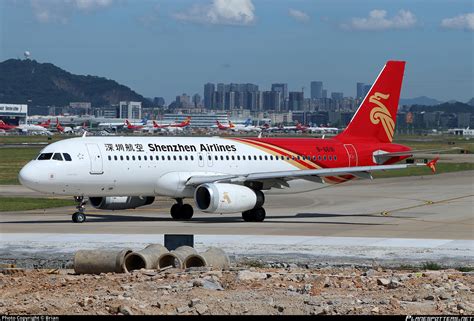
[173,0,256,26]
[288,9,309,23]
[441,13,474,31]
[342,9,417,31]
[30,0,115,23]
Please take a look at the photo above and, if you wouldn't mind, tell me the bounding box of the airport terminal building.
[0,103,28,125]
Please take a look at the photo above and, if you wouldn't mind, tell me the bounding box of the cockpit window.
[52,153,63,161]
[63,153,72,161]
[37,153,53,160]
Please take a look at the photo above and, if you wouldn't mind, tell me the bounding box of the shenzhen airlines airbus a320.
[19,61,438,223]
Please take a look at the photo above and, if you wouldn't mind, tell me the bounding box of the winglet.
[426,157,440,174]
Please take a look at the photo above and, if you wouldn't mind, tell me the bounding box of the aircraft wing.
[373,148,459,163]
[185,162,436,187]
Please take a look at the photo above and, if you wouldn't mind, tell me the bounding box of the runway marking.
[379,194,474,221]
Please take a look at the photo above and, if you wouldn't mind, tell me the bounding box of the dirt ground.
[0,265,472,315]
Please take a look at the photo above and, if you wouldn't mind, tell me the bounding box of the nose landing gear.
[72,196,87,223]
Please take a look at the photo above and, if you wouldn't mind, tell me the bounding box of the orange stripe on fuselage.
[229,138,346,184]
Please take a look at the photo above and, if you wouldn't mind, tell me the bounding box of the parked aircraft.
[19,61,439,224]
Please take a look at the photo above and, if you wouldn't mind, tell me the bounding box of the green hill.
[409,101,473,113]
[0,59,151,107]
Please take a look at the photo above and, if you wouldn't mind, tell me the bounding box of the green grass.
[421,261,442,270]
[373,163,474,178]
[456,266,474,272]
[0,135,66,144]
[0,197,75,211]
[0,147,42,184]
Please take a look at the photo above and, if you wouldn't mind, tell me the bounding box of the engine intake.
[89,196,155,210]
[194,183,263,214]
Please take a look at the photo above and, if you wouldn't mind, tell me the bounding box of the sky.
[1,0,473,104]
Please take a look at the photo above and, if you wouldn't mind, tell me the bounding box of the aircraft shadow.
[2,211,396,225]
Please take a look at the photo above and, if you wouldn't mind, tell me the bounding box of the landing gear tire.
[242,207,266,222]
[170,203,194,220]
[72,212,86,223]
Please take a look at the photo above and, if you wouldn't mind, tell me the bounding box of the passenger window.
[179,156,182,161]
[173,156,177,161]
[132,156,136,161]
[185,155,188,161]
[168,156,171,161]
[215,156,218,161]
[114,156,118,161]
[52,153,63,161]
[144,156,147,161]
[37,153,53,160]
[313,156,316,161]
[108,156,111,161]
[226,156,229,160]
[243,156,246,160]
[220,155,224,161]
[287,156,290,160]
[259,156,263,160]
[156,155,159,161]
[297,156,300,160]
[318,155,322,161]
[190,156,194,161]
[264,155,268,160]
[329,156,332,161]
[334,155,337,161]
[323,155,327,161]
[208,155,211,161]
[126,156,130,161]
[269,155,273,160]
[63,153,72,161]
[120,155,124,161]
[199,155,203,161]
[231,155,235,160]
[162,156,165,161]
[237,155,240,160]
[254,156,257,160]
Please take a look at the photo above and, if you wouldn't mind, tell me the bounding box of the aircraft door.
[85,143,104,174]
[343,144,358,167]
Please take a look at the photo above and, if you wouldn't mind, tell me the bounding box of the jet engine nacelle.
[194,183,264,214]
[89,196,155,210]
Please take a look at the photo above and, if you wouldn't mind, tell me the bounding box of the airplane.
[215,120,232,130]
[56,118,73,134]
[37,119,51,128]
[153,116,192,129]
[0,120,51,133]
[0,120,18,130]
[19,61,441,224]
[229,119,262,132]
[294,122,339,134]
[125,120,144,131]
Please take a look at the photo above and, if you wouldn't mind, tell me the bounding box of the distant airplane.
[0,120,50,133]
[0,120,18,131]
[153,116,192,129]
[37,119,51,128]
[215,120,232,130]
[56,118,73,133]
[125,120,144,131]
[229,119,262,132]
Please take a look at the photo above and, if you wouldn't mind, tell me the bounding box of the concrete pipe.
[184,247,230,270]
[124,244,168,272]
[74,249,132,274]
[158,245,197,269]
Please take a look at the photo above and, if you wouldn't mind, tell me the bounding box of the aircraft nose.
[18,162,39,189]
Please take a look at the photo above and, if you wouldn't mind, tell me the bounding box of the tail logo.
[369,92,394,142]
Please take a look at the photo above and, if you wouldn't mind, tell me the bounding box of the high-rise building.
[322,90,327,99]
[363,84,372,98]
[331,92,344,100]
[119,101,142,119]
[192,93,201,107]
[356,82,365,99]
[271,83,288,100]
[289,92,304,111]
[262,91,282,111]
[204,83,215,109]
[310,81,323,99]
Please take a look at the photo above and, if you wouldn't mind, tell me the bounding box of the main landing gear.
[72,196,87,223]
[170,198,194,220]
[241,190,266,222]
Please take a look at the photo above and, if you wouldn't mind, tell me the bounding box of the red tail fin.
[337,61,405,143]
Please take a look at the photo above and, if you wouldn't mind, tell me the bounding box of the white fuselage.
[19,136,322,198]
